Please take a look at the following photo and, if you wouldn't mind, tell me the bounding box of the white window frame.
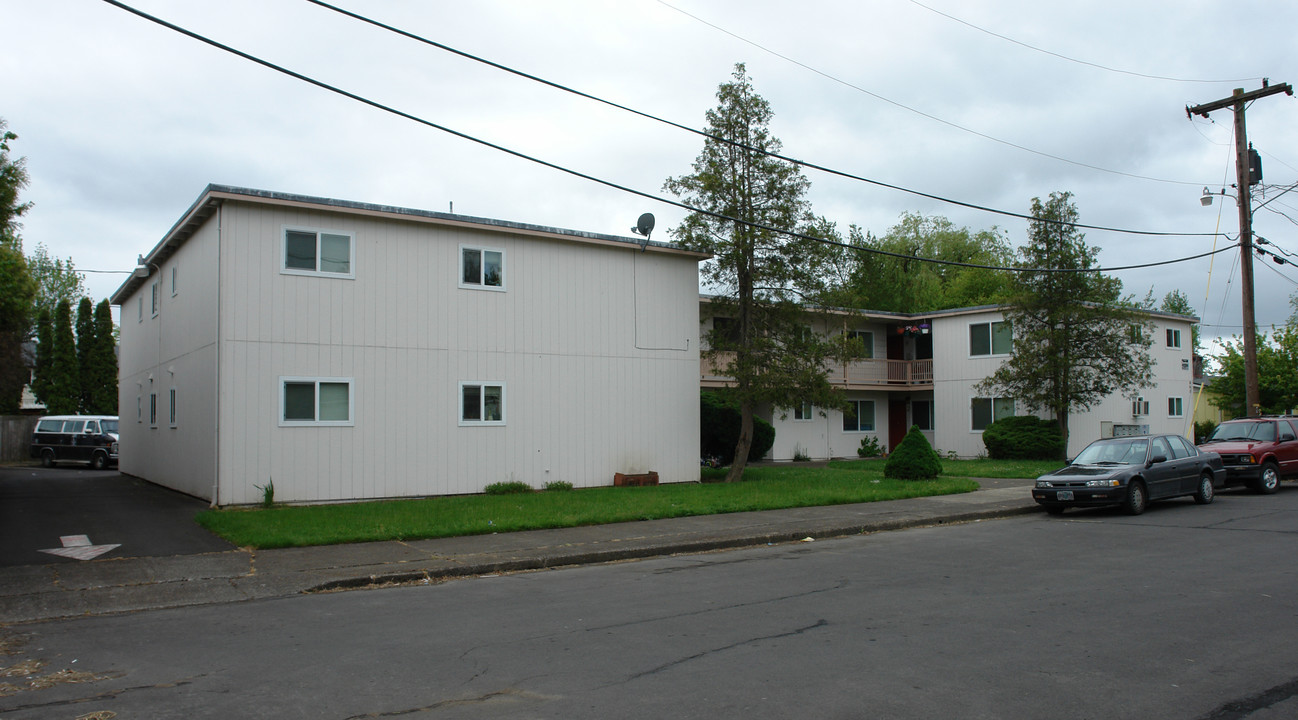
[171,266,178,297]
[281,226,356,279]
[971,396,1015,432]
[1168,396,1184,418]
[137,395,142,422]
[279,377,355,427]
[847,329,874,358]
[843,399,875,432]
[169,387,178,428]
[912,399,935,431]
[793,401,813,421]
[150,282,159,318]
[137,296,143,323]
[459,244,507,292]
[1166,328,1181,349]
[969,321,1012,357]
[459,381,506,426]
[1132,396,1150,417]
[149,392,158,428]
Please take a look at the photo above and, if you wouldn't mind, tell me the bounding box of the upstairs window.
[970,321,1012,356]
[1168,397,1184,417]
[283,228,354,278]
[1166,328,1182,348]
[460,245,505,290]
[847,330,874,358]
[1132,396,1150,417]
[151,282,159,317]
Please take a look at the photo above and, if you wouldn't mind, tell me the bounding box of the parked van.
[30,415,120,469]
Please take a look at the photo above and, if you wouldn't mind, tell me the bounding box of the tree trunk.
[726,400,755,483]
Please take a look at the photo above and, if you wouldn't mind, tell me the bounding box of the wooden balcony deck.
[700,354,934,390]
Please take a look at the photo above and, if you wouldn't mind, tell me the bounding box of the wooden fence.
[0,416,39,463]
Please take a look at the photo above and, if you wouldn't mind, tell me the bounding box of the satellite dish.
[631,212,655,240]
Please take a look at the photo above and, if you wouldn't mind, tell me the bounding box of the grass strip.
[197,461,1002,549]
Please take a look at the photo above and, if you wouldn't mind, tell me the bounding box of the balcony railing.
[700,354,933,388]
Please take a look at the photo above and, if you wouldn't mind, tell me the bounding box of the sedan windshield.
[1074,438,1149,466]
[1205,421,1275,443]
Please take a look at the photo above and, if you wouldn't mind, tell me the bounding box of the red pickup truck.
[1197,417,1298,494]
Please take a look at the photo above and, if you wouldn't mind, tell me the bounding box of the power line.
[908,0,1263,85]
[307,0,1222,238]
[655,0,1211,187]
[101,0,1236,276]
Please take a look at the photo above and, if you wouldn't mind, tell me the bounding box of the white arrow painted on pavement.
[38,534,121,561]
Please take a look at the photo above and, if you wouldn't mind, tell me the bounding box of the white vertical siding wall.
[930,310,1197,458]
[215,202,700,503]
[117,219,220,500]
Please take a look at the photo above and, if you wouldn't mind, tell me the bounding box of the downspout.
[211,202,222,507]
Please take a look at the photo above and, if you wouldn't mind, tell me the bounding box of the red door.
[889,400,908,453]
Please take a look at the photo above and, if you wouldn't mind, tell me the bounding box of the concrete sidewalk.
[0,479,1039,625]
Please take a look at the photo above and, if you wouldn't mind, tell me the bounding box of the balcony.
[700,354,933,390]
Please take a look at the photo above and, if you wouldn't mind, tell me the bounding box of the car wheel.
[1123,481,1148,516]
[1194,473,1215,505]
[1045,506,1066,516]
[1254,462,1280,495]
[41,449,56,468]
[90,452,108,471]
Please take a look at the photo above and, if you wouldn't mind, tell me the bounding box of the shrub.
[484,481,532,495]
[1193,420,1218,444]
[543,481,573,491]
[700,391,776,464]
[857,435,883,458]
[884,425,942,480]
[981,415,1065,460]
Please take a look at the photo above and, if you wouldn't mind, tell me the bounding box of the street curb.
[306,503,1041,593]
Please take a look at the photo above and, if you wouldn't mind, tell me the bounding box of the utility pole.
[1188,81,1293,417]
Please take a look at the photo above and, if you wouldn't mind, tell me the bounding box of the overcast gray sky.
[5,0,1297,354]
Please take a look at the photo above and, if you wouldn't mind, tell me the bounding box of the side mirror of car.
[1147,454,1168,468]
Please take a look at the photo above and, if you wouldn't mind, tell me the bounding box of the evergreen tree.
[87,299,118,415]
[32,306,51,404]
[45,298,80,415]
[976,192,1154,450]
[75,296,93,411]
[664,63,844,482]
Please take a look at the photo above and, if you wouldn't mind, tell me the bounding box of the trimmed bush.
[484,481,532,495]
[700,391,776,464]
[543,481,573,492]
[884,425,942,480]
[981,415,1065,460]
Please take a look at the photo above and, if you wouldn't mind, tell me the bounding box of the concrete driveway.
[0,464,232,567]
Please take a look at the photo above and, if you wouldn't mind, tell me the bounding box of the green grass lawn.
[197,458,1062,549]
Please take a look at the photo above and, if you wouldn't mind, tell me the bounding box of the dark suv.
[1197,417,1298,494]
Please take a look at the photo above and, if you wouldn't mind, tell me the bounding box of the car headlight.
[1239,455,1256,464]
[1035,480,1052,488]
[1085,479,1120,487]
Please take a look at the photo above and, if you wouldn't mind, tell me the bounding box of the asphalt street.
[1,484,1297,718]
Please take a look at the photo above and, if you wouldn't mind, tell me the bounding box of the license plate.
[1056,490,1074,501]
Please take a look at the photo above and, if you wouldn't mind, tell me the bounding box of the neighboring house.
[701,302,1197,460]
[111,185,706,505]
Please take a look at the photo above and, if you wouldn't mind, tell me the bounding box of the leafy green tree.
[87,299,119,415]
[0,119,36,412]
[1159,289,1200,353]
[27,243,88,332]
[664,64,843,481]
[976,192,1154,450]
[828,213,1014,312]
[1211,328,1298,417]
[44,298,80,415]
[75,297,94,411]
